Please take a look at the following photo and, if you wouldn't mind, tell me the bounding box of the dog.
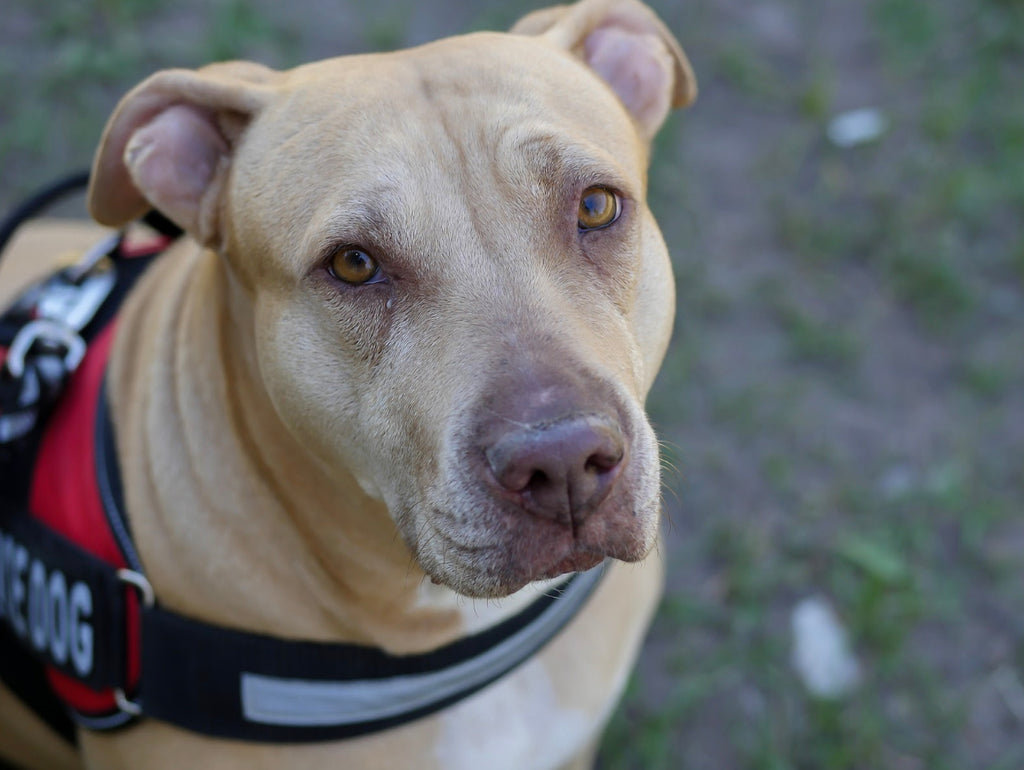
[0,0,695,767]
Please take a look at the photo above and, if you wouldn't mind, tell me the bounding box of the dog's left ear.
[88,61,277,247]
[511,0,696,139]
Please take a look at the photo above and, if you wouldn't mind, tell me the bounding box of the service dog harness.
[0,179,605,746]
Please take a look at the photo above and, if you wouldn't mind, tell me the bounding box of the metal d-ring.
[116,568,155,608]
[113,687,143,717]
[114,568,155,717]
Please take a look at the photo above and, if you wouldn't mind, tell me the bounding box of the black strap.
[0,624,76,744]
[94,387,142,572]
[80,250,161,343]
[1,384,607,743]
[0,508,129,692]
[0,171,181,262]
[140,210,183,241]
[136,566,603,742]
[0,490,606,743]
[92,386,609,742]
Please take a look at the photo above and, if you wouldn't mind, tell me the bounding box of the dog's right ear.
[88,62,277,248]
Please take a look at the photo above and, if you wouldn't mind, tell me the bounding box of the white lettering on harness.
[0,532,95,677]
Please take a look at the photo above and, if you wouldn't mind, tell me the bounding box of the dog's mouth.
[407,484,657,598]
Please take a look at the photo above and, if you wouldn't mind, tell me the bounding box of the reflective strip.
[240,565,604,727]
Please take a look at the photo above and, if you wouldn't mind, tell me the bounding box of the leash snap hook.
[4,319,87,380]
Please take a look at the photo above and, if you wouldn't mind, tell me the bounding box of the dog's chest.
[432,658,593,770]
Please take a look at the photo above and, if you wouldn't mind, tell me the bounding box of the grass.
[773,302,860,371]
[630,0,1024,757]
[204,0,299,63]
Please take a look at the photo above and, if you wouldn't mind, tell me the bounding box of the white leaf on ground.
[827,108,887,147]
[791,596,862,699]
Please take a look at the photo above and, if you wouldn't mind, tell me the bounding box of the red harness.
[29,321,143,722]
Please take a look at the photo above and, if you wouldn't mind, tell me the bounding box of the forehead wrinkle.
[417,73,488,177]
[315,172,459,275]
[317,185,408,253]
[498,127,639,197]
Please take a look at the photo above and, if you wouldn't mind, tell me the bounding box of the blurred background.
[2,0,1022,767]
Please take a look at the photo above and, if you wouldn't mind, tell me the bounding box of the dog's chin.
[398,479,661,598]
[419,540,619,600]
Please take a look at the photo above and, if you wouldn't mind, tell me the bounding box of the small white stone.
[791,596,861,699]
[827,108,887,148]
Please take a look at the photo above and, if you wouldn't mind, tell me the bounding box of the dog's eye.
[329,248,380,285]
[578,187,621,231]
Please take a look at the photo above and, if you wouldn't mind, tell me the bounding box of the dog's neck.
[107,241,468,654]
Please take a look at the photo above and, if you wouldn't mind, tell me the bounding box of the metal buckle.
[0,407,37,444]
[55,229,123,331]
[34,265,118,333]
[4,230,121,335]
[4,319,86,380]
[0,229,120,420]
[114,569,155,717]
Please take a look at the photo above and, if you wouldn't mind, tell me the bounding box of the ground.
[2,0,1023,767]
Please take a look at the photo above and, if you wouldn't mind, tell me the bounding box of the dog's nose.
[484,415,625,525]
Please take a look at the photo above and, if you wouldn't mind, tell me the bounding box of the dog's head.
[88,0,695,598]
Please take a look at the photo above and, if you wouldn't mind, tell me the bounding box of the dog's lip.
[419,523,607,591]
[534,549,605,580]
[509,536,607,584]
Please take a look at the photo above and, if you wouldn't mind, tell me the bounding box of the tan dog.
[0,0,695,767]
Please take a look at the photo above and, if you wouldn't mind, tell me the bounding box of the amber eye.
[329,248,380,285]
[578,187,621,231]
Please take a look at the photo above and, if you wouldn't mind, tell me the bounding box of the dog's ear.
[511,0,696,139]
[88,61,277,247]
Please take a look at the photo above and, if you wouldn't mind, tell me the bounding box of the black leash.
[0,171,182,265]
[0,172,91,258]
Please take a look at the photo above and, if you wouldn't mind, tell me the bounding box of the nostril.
[527,470,550,490]
[586,447,623,474]
[483,414,626,523]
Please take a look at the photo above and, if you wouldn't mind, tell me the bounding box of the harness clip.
[4,320,86,380]
[0,230,122,446]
